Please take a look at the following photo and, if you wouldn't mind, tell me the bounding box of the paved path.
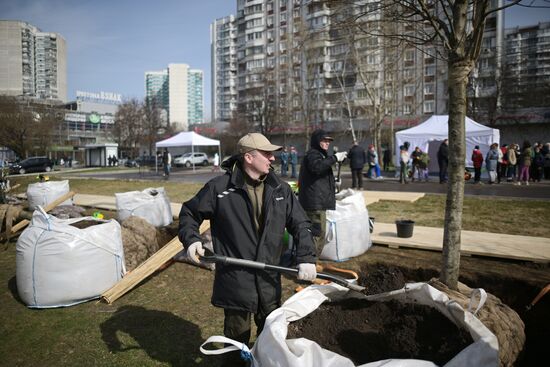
[63,166,550,200]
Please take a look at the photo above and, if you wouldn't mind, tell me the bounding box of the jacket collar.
[229,160,280,190]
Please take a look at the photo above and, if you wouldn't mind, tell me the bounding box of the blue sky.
[1,0,549,122]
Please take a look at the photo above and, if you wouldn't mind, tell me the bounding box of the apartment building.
[145,63,204,131]
[503,22,550,109]
[0,20,67,102]
[211,15,238,121]
[213,1,550,138]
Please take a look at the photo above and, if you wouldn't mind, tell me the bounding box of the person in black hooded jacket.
[179,133,317,357]
[298,129,347,255]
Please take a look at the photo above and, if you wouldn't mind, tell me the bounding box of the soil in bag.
[287,297,473,365]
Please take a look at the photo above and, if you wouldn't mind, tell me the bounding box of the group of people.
[398,141,436,184]
[278,145,299,178]
[279,140,391,190]
[179,129,345,365]
[107,155,118,167]
[473,141,550,185]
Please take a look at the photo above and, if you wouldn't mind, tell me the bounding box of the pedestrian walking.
[162,149,171,178]
[399,143,410,184]
[280,146,289,177]
[289,146,298,178]
[471,145,484,184]
[212,152,220,172]
[485,143,499,184]
[347,140,366,189]
[519,141,532,185]
[180,132,317,365]
[437,139,449,184]
[383,146,391,172]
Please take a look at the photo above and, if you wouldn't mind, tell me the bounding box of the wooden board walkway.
[371,222,550,263]
[363,190,425,205]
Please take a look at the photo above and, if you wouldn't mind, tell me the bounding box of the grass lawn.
[1,176,549,366]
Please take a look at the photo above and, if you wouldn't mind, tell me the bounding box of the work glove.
[187,241,205,265]
[297,263,317,281]
[335,151,347,162]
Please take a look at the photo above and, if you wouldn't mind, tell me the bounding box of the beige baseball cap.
[238,133,282,153]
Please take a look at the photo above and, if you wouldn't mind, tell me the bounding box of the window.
[425,65,435,76]
[424,83,434,95]
[404,85,415,96]
[424,101,434,113]
[404,104,412,114]
[405,49,415,61]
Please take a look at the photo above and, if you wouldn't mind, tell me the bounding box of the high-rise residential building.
[145,70,169,115]
[0,20,67,102]
[144,63,204,131]
[503,22,550,109]
[214,0,512,135]
[211,15,238,122]
[188,69,204,125]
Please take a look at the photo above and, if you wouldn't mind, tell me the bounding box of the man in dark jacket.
[348,140,366,189]
[298,129,347,255]
[437,139,449,184]
[179,133,317,353]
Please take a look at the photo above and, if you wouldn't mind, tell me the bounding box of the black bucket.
[395,220,415,238]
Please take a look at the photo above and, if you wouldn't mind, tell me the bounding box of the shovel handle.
[200,254,365,292]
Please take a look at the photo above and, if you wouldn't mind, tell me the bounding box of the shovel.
[200,253,366,293]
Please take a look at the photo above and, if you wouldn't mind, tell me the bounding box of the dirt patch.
[317,246,550,367]
[121,216,159,271]
[287,297,473,365]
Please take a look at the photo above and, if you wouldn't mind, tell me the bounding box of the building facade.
[211,15,238,122]
[145,63,204,131]
[209,1,512,134]
[188,69,204,125]
[0,20,67,102]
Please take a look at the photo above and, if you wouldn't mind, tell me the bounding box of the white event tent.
[395,115,500,170]
[155,131,221,171]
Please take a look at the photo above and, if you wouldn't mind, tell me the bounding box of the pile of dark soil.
[287,297,473,365]
[69,219,103,229]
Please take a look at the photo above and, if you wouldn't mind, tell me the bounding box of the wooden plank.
[10,191,76,235]
[363,190,425,204]
[371,222,550,263]
[101,219,211,304]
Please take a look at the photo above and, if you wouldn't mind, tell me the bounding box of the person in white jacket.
[399,143,410,184]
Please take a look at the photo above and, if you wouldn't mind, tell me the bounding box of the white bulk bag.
[115,187,173,227]
[16,208,125,308]
[321,189,371,261]
[201,283,498,367]
[27,180,72,210]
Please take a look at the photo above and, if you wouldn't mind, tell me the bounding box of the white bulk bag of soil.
[27,180,72,210]
[115,187,173,227]
[321,189,371,261]
[16,208,125,308]
[200,283,498,367]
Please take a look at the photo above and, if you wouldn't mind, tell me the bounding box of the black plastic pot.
[395,220,415,238]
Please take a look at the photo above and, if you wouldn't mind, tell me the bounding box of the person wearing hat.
[298,129,347,255]
[179,132,317,358]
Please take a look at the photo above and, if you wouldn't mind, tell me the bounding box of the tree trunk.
[440,60,472,290]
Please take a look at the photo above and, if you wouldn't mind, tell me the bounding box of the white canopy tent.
[155,131,221,172]
[395,115,500,170]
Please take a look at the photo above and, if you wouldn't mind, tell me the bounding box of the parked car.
[173,152,209,167]
[9,157,54,175]
[125,156,161,168]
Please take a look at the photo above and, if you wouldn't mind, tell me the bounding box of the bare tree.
[113,99,144,158]
[333,0,521,289]
[0,96,62,158]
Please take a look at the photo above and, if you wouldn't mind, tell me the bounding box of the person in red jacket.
[471,145,484,184]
